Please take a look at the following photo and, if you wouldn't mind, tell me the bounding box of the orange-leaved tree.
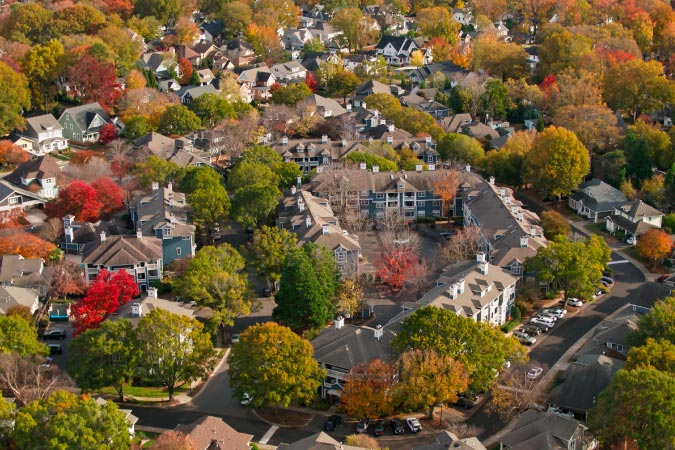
[637,229,674,269]
[0,233,56,259]
[340,359,397,419]
[433,170,459,218]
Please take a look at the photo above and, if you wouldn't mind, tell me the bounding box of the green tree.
[175,245,251,340]
[540,210,570,240]
[629,120,672,169]
[178,165,223,194]
[625,338,675,376]
[303,38,326,53]
[271,83,312,106]
[479,78,509,120]
[20,39,64,112]
[1,3,54,45]
[12,390,131,450]
[344,152,398,171]
[0,393,14,442]
[67,320,140,401]
[227,161,277,193]
[96,26,143,76]
[218,1,252,39]
[236,146,302,189]
[0,315,47,357]
[415,7,460,43]
[228,322,325,408]
[0,61,30,135]
[247,226,297,289]
[329,8,376,51]
[158,104,201,136]
[525,126,590,199]
[396,348,469,418]
[589,368,675,450]
[363,93,402,115]
[437,133,484,165]
[481,130,535,188]
[317,61,360,103]
[136,309,216,401]
[133,156,182,188]
[134,0,185,23]
[231,184,280,228]
[631,296,675,346]
[188,93,235,128]
[188,186,231,234]
[304,242,339,302]
[537,30,592,79]
[391,306,525,392]
[273,247,334,332]
[624,133,654,184]
[122,116,151,140]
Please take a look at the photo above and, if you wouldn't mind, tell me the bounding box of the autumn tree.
[12,390,131,450]
[71,269,139,335]
[68,54,119,111]
[98,123,118,144]
[481,130,535,188]
[136,309,216,402]
[341,359,397,419]
[46,181,103,222]
[245,23,284,65]
[472,35,530,80]
[415,7,460,44]
[487,362,547,420]
[175,245,251,341]
[437,133,484,165]
[636,229,673,269]
[228,322,324,408]
[68,320,140,401]
[396,348,469,418]
[540,210,570,240]
[376,246,419,291]
[96,25,144,75]
[630,296,675,346]
[525,126,590,199]
[625,338,675,376]
[334,278,364,318]
[0,61,30,135]
[330,8,378,51]
[189,93,235,128]
[0,353,71,406]
[20,39,63,112]
[133,156,182,188]
[344,435,383,450]
[149,431,196,450]
[0,315,47,357]
[0,140,29,167]
[177,57,193,85]
[440,225,484,265]
[0,233,56,259]
[552,104,621,152]
[246,225,297,289]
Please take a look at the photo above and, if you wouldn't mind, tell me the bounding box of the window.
[432,200,441,206]
[376,193,385,199]
[176,247,182,256]
[338,263,346,272]
[137,272,146,280]
[182,236,191,240]
[405,211,415,217]
[8,197,19,205]
[360,200,369,206]
[162,228,173,238]
[512,266,522,275]
[433,210,441,216]
[336,251,346,261]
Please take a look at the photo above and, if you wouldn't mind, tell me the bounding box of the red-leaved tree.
[177,57,193,85]
[67,54,120,111]
[72,269,139,335]
[98,123,117,144]
[305,72,318,93]
[375,246,420,291]
[46,181,104,222]
[91,176,124,220]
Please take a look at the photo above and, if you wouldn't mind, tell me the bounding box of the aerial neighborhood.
[1,0,675,448]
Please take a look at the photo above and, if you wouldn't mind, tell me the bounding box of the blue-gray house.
[129,183,195,267]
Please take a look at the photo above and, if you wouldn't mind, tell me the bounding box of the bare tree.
[62,157,112,182]
[0,353,72,406]
[405,257,432,299]
[36,218,63,242]
[43,259,87,301]
[486,362,547,421]
[441,225,484,265]
[380,227,421,253]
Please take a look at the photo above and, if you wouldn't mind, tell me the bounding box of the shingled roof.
[82,235,162,266]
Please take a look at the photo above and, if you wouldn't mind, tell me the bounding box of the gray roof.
[129,186,194,239]
[412,431,487,450]
[0,255,43,284]
[570,179,627,213]
[498,410,584,450]
[616,199,664,219]
[59,102,110,132]
[24,114,61,134]
[176,416,251,450]
[311,324,397,372]
[177,83,219,101]
[608,214,658,236]
[627,281,674,311]
[302,94,346,117]
[5,155,62,188]
[0,179,46,204]
[82,235,162,266]
[277,432,366,450]
[0,285,39,315]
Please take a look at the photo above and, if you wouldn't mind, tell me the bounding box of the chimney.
[458,278,465,294]
[428,164,436,171]
[499,187,505,197]
[387,135,393,144]
[465,164,471,172]
[136,228,142,239]
[390,173,394,179]
[380,119,386,125]
[346,103,352,111]
[152,181,159,191]
[282,135,288,145]
[511,206,519,214]
[530,226,536,237]
[520,236,528,247]
[321,134,328,144]
[322,223,330,234]
[504,196,511,205]
[169,198,174,208]
[372,165,379,173]
[148,287,158,298]
[131,302,142,317]
[65,226,73,243]
[170,213,176,223]
[476,252,486,263]
[448,282,458,299]
[167,182,172,192]
[335,316,345,329]
[374,324,383,340]
[297,175,302,187]
[291,185,297,195]
[388,123,395,133]
[489,176,495,185]
[305,215,312,227]
[342,139,347,147]
[425,136,432,144]
[359,162,367,170]
[415,164,422,172]
[480,261,489,275]
[517,212,524,222]
[100,231,107,242]
[362,102,367,110]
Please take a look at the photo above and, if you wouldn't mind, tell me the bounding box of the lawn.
[583,222,608,235]
[98,384,190,399]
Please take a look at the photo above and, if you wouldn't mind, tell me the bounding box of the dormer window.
[397,183,405,189]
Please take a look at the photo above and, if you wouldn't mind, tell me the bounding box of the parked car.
[455,396,475,409]
[527,367,544,379]
[527,322,550,333]
[657,274,670,283]
[535,312,558,323]
[231,334,240,344]
[261,288,272,297]
[47,344,62,355]
[390,418,405,434]
[544,307,566,318]
[626,236,635,245]
[323,415,342,431]
[43,329,67,340]
[567,298,583,307]
[600,276,614,285]
[371,420,386,437]
[530,317,555,328]
[406,417,422,433]
[356,419,370,434]
[240,392,252,405]
[41,356,54,368]
[213,230,221,240]
[513,331,537,346]
[439,231,456,239]
[522,325,543,335]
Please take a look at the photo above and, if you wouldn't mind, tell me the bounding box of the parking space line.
[608,260,628,265]
[259,425,278,445]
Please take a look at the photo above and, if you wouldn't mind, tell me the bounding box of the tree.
[541,210,570,240]
[68,54,119,111]
[487,362,547,420]
[228,322,324,408]
[329,8,377,51]
[525,235,611,300]
[0,315,47,357]
[589,368,675,450]
[624,133,653,185]
[158,105,201,136]
[177,57,193,85]
[175,245,251,340]
[46,180,103,223]
[625,338,675,376]
[415,7,460,43]
[271,83,312,106]
[189,93,235,128]
[391,306,524,392]
[247,226,297,289]
[133,156,182,188]
[0,393,14,442]
[71,269,139,335]
[98,123,118,144]
[96,25,143,75]
[231,184,280,228]
[0,352,71,406]
[603,59,675,122]
[245,23,284,65]
[341,359,397,419]
[472,35,530,81]
[636,229,673,269]
[537,29,592,78]
[481,130,535,188]
[0,140,29,167]
[1,3,53,45]
[396,348,469,418]
[91,177,125,220]
[68,320,140,401]
[344,434,383,450]
[188,187,230,235]
[305,71,318,93]
[0,233,56,259]
[552,104,620,152]
[334,278,363,318]
[525,126,590,199]
[273,247,334,332]
[235,146,302,189]
[149,431,196,450]
[631,296,675,345]
[20,39,63,112]
[12,390,131,450]
[317,61,361,103]
[136,309,216,402]
[122,116,151,140]
[376,246,419,291]
[0,61,30,135]
[437,133,484,165]
[440,225,484,265]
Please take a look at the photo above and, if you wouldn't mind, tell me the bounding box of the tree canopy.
[246,225,297,288]
[0,315,47,357]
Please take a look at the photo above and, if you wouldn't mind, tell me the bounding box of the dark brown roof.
[82,235,162,266]
[5,155,62,187]
[176,416,252,450]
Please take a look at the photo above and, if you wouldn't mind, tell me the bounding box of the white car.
[543,308,566,318]
[567,298,583,307]
[527,367,544,379]
[406,417,422,433]
[240,392,252,405]
[231,334,240,344]
[530,317,555,328]
[536,312,558,322]
[513,331,537,346]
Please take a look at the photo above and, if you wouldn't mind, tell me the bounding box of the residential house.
[4,155,63,200]
[237,66,276,102]
[311,317,397,399]
[417,100,451,118]
[8,135,34,154]
[605,200,664,242]
[569,179,628,222]
[132,132,212,168]
[278,431,368,450]
[453,8,474,25]
[140,51,175,81]
[113,287,209,326]
[525,46,539,71]
[94,398,138,436]
[277,188,361,277]
[189,129,228,160]
[282,28,315,52]
[460,121,501,142]
[60,215,120,256]
[0,285,40,315]
[58,102,112,143]
[0,254,47,300]
[0,179,47,217]
[374,36,431,66]
[223,39,256,67]
[271,61,307,84]
[158,79,181,93]
[195,68,216,86]
[497,410,588,450]
[302,94,347,118]
[440,113,474,134]
[627,281,674,313]
[352,79,399,107]
[177,84,220,105]
[199,20,225,44]
[492,21,510,39]
[81,231,163,291]
[17,114,68,156]
[413,431,487,450]
[129,182,196,266]
[176,416,253,450]
[307,21,342,45]
[463,177,548,277]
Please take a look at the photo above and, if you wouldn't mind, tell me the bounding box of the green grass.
[97,384,190,399]
[584,222,608,235]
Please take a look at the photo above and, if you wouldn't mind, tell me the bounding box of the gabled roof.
[199,19,224,37]
[278,431,367,450]
[24,114,61,134]
[627,281,674,311]
[616,199,664,219]
[177,84,219,100]
[303,94,347,117]
[570,179,627,212]
[176,416,252,450]
[0,179,46,204]
[59,102,111,132]
[82,235,162,266]
[129,186,194,238]
[0,285,39,315]
[0,255,43,284]
[375,35,415,52]
[498,410,585,450]
[355,79,392,96]
[312,324,397,371]
[5,155,62,187]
